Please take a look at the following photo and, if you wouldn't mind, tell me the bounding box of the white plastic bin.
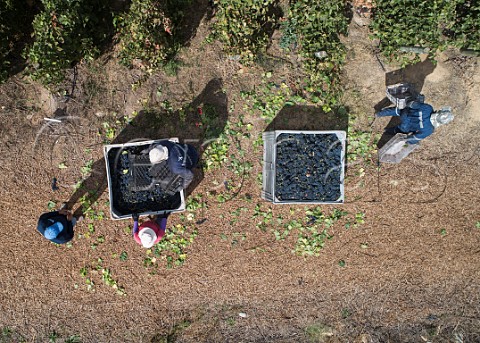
[104,138,185,220]
[262,130,346,204]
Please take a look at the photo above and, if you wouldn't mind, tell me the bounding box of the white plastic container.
[378,133,419,163]
[262,130,346,204]
[104,138,185,220]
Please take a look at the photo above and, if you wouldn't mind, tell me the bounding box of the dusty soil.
[0,6,479,343]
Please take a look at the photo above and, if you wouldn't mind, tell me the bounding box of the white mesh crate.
[262,130,346,204]
[104,138,185,220]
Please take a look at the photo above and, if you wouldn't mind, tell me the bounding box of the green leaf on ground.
[47,201,56,211]
[119,251,128,261]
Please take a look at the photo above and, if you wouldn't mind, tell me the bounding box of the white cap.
[431,109,454,128]
[139,228,158,248]
[149,145,168,164]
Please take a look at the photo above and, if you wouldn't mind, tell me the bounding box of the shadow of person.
[67,78,228,218]
[154,0,213,64]
[172,0,211,47]
[375,58,436,149]
[374,97,392,113]
[265,105,349,132]
[376,116,402,149]
[385,58,436,90]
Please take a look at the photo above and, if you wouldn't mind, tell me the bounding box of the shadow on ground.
[66,78,228,217]
[2,2,38,79]
[375,58,436,148]
[265,105,349,132]
[173,0,213,44]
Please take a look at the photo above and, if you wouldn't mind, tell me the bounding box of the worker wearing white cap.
[132,213,167,248]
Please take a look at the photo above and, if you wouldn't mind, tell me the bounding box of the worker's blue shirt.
[157,140,199,174]
[377,103,435,144]
[155,141,198,189]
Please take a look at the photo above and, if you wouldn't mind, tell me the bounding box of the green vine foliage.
[115,0,176,70]
[26,0,112,85]
[0,0,34,83]
[0,1,17,82]
[370,0,448,63]
[210,0,281,63]
[288,0,349,111]
[371,0,479,62]
[444,0,480,50]
[370,0,464,64]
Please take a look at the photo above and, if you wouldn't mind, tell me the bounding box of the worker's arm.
[132,213,139,236]
[406,125,434,144]
[156,215,168,230]
[182,170,194,189]
[376,107,400,117]
[154,215,168,244]
[58,208,73,221]
[132,218,143,245]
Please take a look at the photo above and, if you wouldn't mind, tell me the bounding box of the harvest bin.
[104,138,185,220]
[262,130,346,204]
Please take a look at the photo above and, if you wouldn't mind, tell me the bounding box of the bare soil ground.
[0,8,479,343]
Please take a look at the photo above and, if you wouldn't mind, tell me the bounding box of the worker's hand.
[404,133,419,145]
[132,213,139,221]
[59,208,74,221]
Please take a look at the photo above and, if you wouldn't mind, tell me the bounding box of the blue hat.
[169,144,199,174]
[44,222,64,240]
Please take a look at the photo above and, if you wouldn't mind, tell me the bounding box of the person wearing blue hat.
[37,207,81,244]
